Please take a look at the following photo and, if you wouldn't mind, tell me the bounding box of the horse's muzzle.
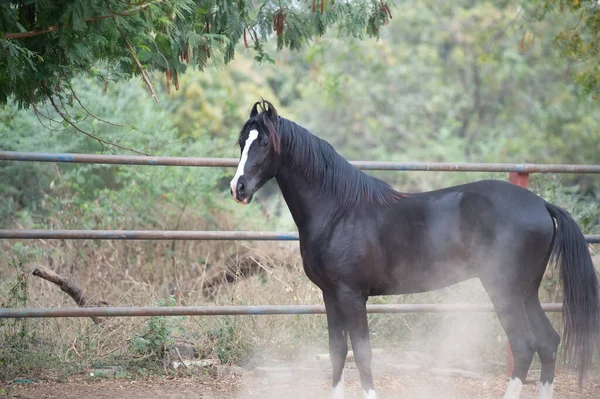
[230,181,253,205]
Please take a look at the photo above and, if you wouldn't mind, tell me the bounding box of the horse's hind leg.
[482,279,537,399]
[323,291,349,399]
[525,276,560,399]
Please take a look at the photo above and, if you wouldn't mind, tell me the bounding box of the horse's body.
[229,101,600,399]
[294,180,553,297]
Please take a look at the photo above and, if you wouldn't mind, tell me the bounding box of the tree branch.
[118,28,160,103]
[49,95,151,155]
[2,3,154,40]
[31,101,71,132]
[69,85,129,127]
[107,5,160,103]
[32,265,108,324]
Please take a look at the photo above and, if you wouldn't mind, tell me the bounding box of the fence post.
[509,172,530,188]
[506,172,530,376]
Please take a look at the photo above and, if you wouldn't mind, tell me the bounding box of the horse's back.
[457,179,555,237]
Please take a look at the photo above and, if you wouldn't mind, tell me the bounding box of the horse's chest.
[299,247,330,291]
[301,257,327,288]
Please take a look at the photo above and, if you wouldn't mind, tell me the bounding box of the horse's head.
[230,100,281,204]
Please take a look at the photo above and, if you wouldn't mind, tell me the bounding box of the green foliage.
[0,0,392,109]
[162,56,280,140]
[276,1,600,193]
[526,1,600,98]
[0,73,244,229]
[533,175,600,234]
[0,260,31,343]
[206,316,253,365]
[128,297,182,365]
[0,260,50,380]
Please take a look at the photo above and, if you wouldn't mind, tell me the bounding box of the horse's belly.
[371,259,478,296]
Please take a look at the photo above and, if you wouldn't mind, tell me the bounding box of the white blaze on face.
[230,129,259,203]
[503,377,523,399]
[538,382,553,399]
[331,372,344,399]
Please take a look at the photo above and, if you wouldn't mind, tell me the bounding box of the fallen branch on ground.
[32,265,108,324]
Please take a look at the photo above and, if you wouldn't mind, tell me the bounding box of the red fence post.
[506,172,530,376]
[509,172,530,188]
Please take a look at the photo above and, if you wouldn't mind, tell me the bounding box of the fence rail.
[0,303,564,319]
[0,229,598,243]
[3,150,600,173]
[0,229,299,241]
[0,150,596,330]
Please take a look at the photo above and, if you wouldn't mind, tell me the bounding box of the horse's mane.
[276,117,406,208]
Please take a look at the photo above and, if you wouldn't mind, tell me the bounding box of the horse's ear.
[249,101,261,118]
[263,100,278,123]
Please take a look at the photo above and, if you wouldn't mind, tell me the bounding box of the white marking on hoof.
[230,129,259,202]
[332,372,344,399]
[503,377,523,399]
[538,381,553,399]
[363,389,376,399]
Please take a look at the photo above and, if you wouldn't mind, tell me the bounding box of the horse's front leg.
[337,285,376,399]
[324,291,349,399]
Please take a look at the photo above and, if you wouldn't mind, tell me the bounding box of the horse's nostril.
[230,187,233,196]
[237,182,245,195]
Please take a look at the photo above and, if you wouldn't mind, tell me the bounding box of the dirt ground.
[4,371,600,399]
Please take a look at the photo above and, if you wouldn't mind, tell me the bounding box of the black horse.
[229,101,599,399]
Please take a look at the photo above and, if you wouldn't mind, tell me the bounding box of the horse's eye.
[261,138,269,147]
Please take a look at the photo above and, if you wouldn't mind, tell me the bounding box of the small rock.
[89,367,120,379]
[172,359,215,370]
[12,378,35,384]
[170,344,197,359]
[216,365,244,378]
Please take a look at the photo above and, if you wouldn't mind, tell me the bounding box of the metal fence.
[0,303,564,319]
[3,150,600,173]
[1,150,599,320]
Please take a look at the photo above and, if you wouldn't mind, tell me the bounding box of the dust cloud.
[228,279,513,399]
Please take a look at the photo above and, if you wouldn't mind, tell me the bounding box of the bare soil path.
[4,371,600,399]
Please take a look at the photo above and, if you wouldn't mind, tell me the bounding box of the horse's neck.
[275,163,337,232]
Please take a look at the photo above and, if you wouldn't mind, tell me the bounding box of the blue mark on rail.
[276,234,299,240]
[28,153,75,162]
[55,154,75,162]
[13,153,76,163]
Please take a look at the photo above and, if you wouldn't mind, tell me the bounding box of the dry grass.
[1,207,598,381]
[0,230,330,378]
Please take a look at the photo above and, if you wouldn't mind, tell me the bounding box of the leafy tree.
[0,0,392,114]
[526,0,600,98]
[0,59,290,229]
[0,75,218,228]
[283,1,600,166]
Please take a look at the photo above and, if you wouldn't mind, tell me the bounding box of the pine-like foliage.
[0,0,392,109]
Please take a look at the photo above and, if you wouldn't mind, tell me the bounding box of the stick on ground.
[32,265,108,324]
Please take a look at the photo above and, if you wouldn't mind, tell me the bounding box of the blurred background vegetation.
[0,0,599,381]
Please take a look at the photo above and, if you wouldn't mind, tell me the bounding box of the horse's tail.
[545,202,599,383]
